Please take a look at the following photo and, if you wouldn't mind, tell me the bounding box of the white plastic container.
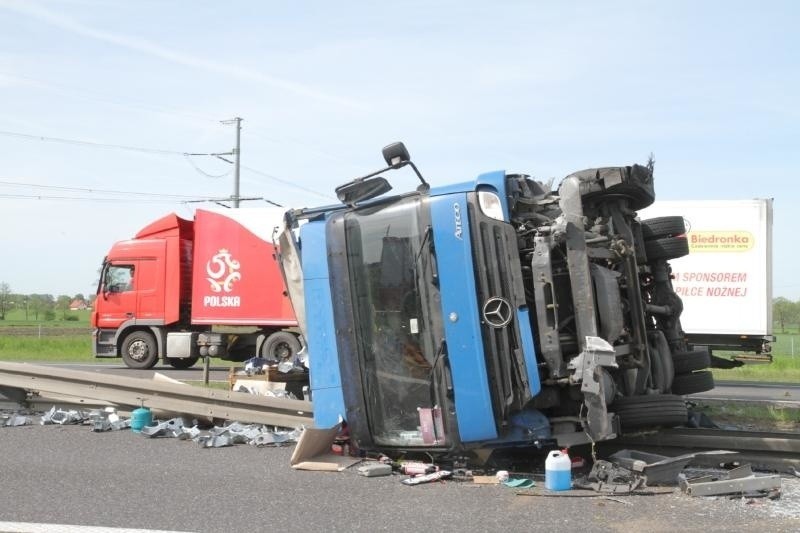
[545,449,571,491]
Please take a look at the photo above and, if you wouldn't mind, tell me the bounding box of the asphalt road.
[1,424,798,533]
[2,364,800,531]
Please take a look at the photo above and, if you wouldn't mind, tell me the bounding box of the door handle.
[126,312,134,318]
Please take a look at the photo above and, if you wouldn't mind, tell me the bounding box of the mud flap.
[568,336,618,441]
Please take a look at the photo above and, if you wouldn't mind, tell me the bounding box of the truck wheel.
[121,331,159,369]
[645,236,689,261]
[612,394,688,431]
[167,357,199,369]
[671,370,715,396]
[672,350,711,374]
[641,216,686,240]
[262,332,301,362]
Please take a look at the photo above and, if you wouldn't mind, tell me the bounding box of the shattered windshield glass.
[344,196,446,447]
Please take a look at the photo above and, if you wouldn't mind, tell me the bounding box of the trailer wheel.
[612,394,688,431]
[641,216,686,240]
[671,370,715,396]
[672,349,711,374]
[121,331,159,369]
[167,357,199,370]
[261,332,301,362]
[645,236,689,261]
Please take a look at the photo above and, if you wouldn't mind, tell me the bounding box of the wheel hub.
[129,340,148,361]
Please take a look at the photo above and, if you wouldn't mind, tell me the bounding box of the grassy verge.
[0,334,96,361]
[691,400,799,432]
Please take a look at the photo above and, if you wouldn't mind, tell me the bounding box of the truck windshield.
[344,196,446,447]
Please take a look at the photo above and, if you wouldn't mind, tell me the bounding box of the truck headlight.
[478,191,505,221]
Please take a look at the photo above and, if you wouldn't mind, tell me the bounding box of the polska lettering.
[203,295,241,307]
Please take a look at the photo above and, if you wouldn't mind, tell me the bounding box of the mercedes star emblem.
[482,297,513,328]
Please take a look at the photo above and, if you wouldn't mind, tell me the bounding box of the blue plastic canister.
[130,406,153,433]
[545,449,572,491]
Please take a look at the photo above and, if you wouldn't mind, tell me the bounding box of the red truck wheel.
[121,331,159,369]
[261,332,301,362]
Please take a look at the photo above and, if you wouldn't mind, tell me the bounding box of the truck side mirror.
[382,142,411,168]
[335,176,393,205]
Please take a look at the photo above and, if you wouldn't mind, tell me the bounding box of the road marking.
[0,522,194,533]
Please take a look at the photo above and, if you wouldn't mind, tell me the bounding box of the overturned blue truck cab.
[280,142,709,456]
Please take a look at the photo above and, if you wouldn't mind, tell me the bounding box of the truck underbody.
[508,165,711,444]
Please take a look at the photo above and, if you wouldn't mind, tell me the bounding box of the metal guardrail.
[0,361,313,428]
[604,427,800,473]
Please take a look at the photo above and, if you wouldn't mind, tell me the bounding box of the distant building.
[69,299,88,311]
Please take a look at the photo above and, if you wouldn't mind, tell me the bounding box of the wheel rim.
[128,340,149,362]
[274,342,292,361]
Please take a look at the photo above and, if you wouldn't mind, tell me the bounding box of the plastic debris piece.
[3,414,30,427]
[401,470,452,486]
[244,357,268,375]
[358,463,392,477]
[277,361,295,373]
[88,408,131,432]
[195,434,234,448]
[41,406,86,425]
[140,417,187,438]
[504,478,536,489]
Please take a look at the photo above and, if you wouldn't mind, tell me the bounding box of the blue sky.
[0,0,798,299]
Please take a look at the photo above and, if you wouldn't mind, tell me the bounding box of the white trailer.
[641,199,773,355]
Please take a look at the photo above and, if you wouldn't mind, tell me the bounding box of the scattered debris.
[41,406,86,425]
[472,475,501,485]
[574,459,646,494]
[290,425,361,472]
[140,417,193,438]
[401,470,452,486]
[608,449,735,486]
[679,464,782,497]
[88,408,130,431]
[503,478,535,489]
[357,463,392,477]
[2,413,30,427]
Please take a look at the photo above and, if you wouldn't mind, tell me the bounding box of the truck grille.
[467,198,531,427]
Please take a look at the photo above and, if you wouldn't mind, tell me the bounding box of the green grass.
[692,401,799,431]
[1,308,91,326]
[0,334,95,361]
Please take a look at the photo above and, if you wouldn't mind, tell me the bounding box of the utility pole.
[221,117,243,208]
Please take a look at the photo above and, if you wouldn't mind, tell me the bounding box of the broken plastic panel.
[41,406,87,425]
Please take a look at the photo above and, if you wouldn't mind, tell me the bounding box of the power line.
[182,155,232,179]
[0,193,190,204]
[0,130,185,155]
[0,128,336,200]
[241,164,336,201]
[0,179,208,199]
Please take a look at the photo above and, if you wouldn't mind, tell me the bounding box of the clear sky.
[0,0,798,300]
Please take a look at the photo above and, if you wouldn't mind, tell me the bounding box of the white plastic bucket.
[545,449,571,491]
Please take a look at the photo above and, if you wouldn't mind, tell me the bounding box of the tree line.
[773,297,800,333]
[0,282,94,321]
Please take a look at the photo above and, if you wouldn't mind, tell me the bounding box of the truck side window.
[106,265,134,293]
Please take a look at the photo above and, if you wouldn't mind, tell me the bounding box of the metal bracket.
[679,465,782,497]
[568,336,618,441]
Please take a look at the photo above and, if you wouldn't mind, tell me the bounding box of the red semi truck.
[91,208,300,369]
